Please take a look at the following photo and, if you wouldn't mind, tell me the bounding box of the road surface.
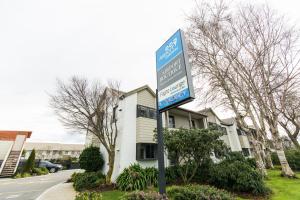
[0,170,77,200]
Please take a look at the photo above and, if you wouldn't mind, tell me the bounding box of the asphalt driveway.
[0,170,77,200]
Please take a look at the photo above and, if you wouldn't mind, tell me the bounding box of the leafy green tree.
[160,128,227,183]
[79,146,104,172]
[23,149,35,173]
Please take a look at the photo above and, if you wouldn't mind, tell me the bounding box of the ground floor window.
[242,148,250,157]
[136,143,157,160]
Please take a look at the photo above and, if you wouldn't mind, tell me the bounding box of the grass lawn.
[100,169,300,200]
[265,169,300,200]
[101,190,124,200]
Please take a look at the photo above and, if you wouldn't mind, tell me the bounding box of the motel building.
[0,131,32,177]
[85,85,253,182]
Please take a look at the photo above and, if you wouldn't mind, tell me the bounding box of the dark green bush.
[71,172,80,182]
[75,192,102,200]
[121,191,165,200]
[32,167,49,175]
[209,160,270,195]
[116,164,147,191]
[272,150,300,171]
[167,184,235,200]
[73,171,105,191]
[193,159,214,183]
[165,166,181,184]
[23,149,35,173]
[144,167,158,187]
[79,146,104,172]
[165,160,214,185]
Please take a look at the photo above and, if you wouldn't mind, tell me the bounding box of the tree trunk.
[106,150,115,183]
[290,135,300,150]
[265,149,274,169]
[273,135,295,177]
[248,134,267,176]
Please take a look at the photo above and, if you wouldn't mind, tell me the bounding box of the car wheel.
[50,168,56,173]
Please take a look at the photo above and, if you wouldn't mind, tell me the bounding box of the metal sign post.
[156,89,166,195]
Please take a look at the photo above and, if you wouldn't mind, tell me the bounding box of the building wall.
[171,114,190,129]
[137,89,156,108]
[109,93,138,181]
[239,135,251,148]
[226,125,242,151]
[136,118,156,143]
[136,89,156,143]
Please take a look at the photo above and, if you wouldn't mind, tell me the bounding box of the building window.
[169,116,175,128]
[237,129,246,136]
[137,105,156,119]
[136,143,157,160]
[242,148,250,157]
[191,120,196,129]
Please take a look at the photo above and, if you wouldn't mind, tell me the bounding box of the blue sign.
[156,30,183,71]
[156,29,194,111]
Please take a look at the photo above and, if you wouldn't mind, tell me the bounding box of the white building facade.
[86,85,252,181]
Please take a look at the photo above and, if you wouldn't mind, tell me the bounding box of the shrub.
[159,128,228,183]
[14,172,32,178]
[116,164,147,191]
[71,172,80,182]
[246,158,257,169]
[144,167,158,187]
[209,160,270,195]
[75,192,102,200]
[79,146,104,172]
[32,167,49,175]
[167,184,235,200]
[23,149,35,173]
[165,166,181,184]
[271,149,300,171]
[73,171,106,191]
[193,159,214,183]
[121,191,166,200]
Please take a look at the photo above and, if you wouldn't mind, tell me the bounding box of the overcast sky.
[0,0,299,144]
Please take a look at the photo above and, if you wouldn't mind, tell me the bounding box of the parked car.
[38,160,63,173]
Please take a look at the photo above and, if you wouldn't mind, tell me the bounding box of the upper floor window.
[137,105,156,119]
[169,115,175,128]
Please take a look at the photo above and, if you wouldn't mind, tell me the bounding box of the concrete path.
[0,169,78,200]
[36,182,76,200]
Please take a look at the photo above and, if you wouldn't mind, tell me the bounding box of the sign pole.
[156,89,166,195]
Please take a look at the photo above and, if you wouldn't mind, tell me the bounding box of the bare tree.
[279,91,300,149]
[187,1,300,177]
[50,77,121,183]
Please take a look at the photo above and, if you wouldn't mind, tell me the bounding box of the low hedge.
[33,167,49,175]
[73,171,106,191]
[121,191,165,200]
[75,192,102,200]
[167,185,235,200]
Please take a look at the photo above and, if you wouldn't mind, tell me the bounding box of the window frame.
[136,143,158,161]
[168,115,176,128]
